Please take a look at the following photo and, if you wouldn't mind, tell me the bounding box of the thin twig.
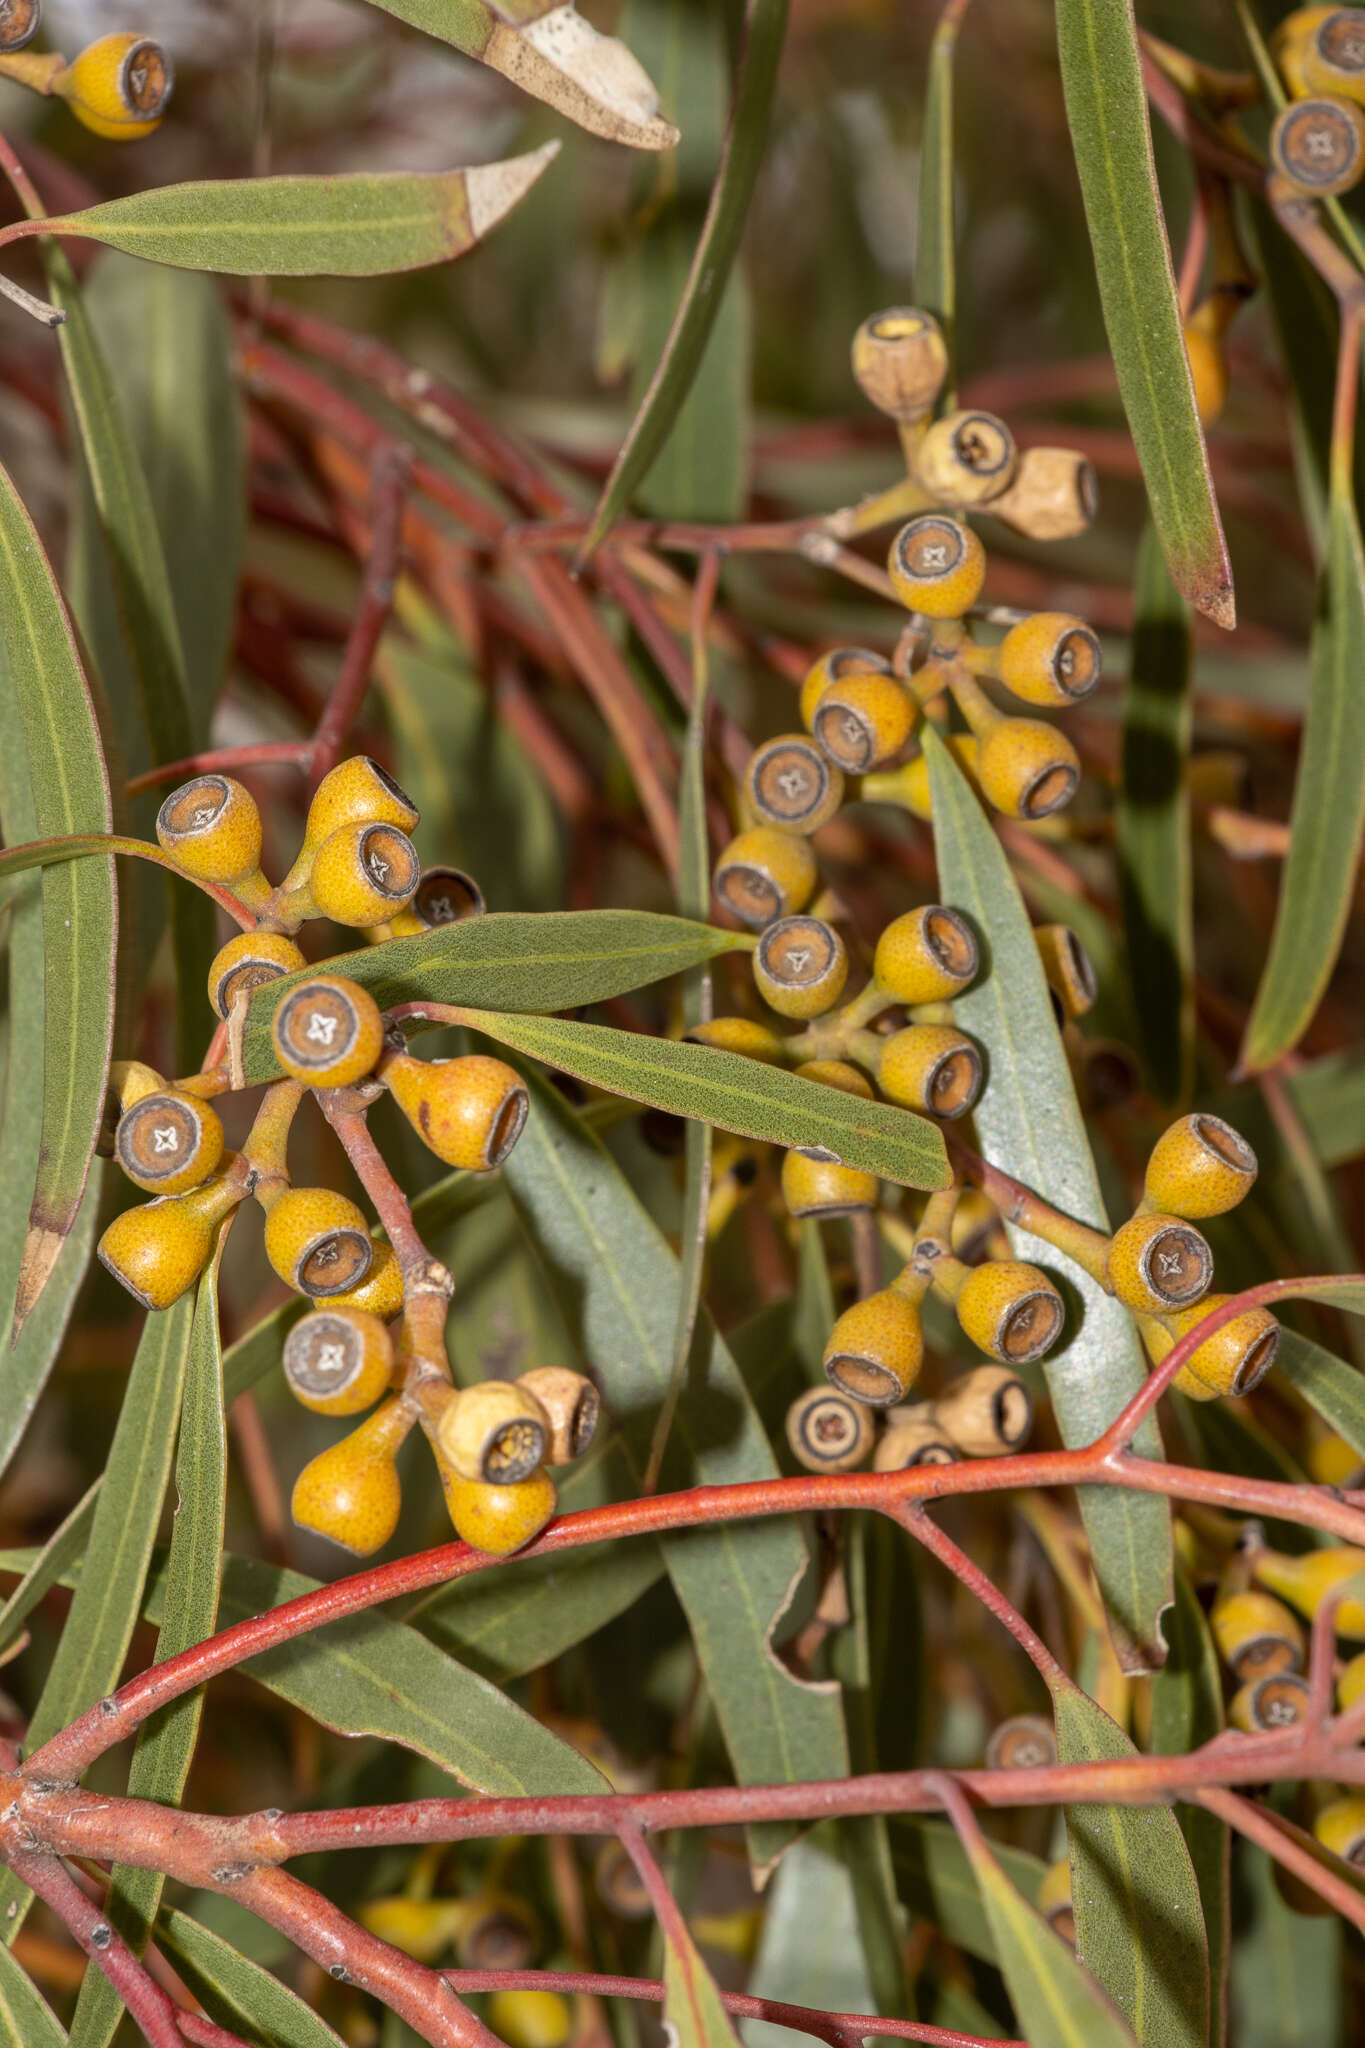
[309,442,412,787]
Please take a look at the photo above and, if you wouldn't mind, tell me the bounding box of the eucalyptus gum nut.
[55,33,173,139]
[1169,1295,1280,1400]
[713,826,817,930]
[454,1892,539,1970]
[271,975,384,1089]
[850,307,948,420]
[976,716,1080,820]
[913,409,1018,506]
[1253,1544,1365,1633]
[873,904,979,1006]
[822,1289,924,1406]
[986,446,1098,543]
[1314,1794,1365,1865]
[517,1366,600,1464]
[1143,1113,1257,1219]
[753,916,848,1019]
[436,1379,550,1484]
[359,1897,464,1964]
[933,1363,1034,1456]
[1104,1212,1214,1315]
[208,930,306,1019]
[955,1260,1064,1365]
[1228,1671,1311,1732]
[683,1016,790,1064]
[282,1308,395,1417]
[1271,94,1365,194]
[404,865,485,929]
[307,821,421,925]
[156,774,263,884]
[1210,1589,1306,1681]
[799,647,894,732]
[595,1840,653,1917]
[325,1241,404,1319]
[871,1414,959,1469]
[996,613,1101,708]
[875,1024,983,1120]
[383,1052,530,1171]
[811,672,917,774]
[780,1149,879,1219]
[97,1170,241,1309]
[0,0,40,53]
[115,1089,224,1196]
[985,1714,1057,1771]
[304,755,419,845]
[1033,924,1097,1020]
[745,734,845,833]
[1274,4,1347,94]
[1301,7,1365,96]
[792,1058,874,1099]
[887,514,986,619]
[290,1398,410,1556]
[487,1990,573,2048]
[785,1386,875,1472]
[445,1467,557,1557]
[263,1187,374,1299]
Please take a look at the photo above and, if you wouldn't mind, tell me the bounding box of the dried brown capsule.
[517,1366,599,1464]
[744,734,845,834]
[872,1411,959,1468]
[933,1363,1034,1457]
[988,447,1099,543]
[850,308,948,421]
[1271,94,1365,194]
[985,1714,1057,1772]
[785,1386,876,1472]
[914,409,1018,507]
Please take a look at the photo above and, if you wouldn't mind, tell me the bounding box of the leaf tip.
[11,1223,65,1340]
[484,10,680,151]
[465,139,562,241]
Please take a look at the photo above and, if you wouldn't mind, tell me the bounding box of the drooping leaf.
[157,1906,346,2048]
[241,909,747,1081]
[926,729,1172,1669]
[0,461,116,1335]
[0,1945,65,2048]
[1054,0,1232,624]
[1117,522,1194,1104]
[1150,1571,1229,2048]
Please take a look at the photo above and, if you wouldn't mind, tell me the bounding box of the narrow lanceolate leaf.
[448,1008,950,1189]
[1052,1678,1208,2048]
[0,1945,65,2047]
[744,1831,877,2048]
[581,0,788,557]
[1277,1328,1365,1455]
[915,0,964,369]
[5,150,560,280]
[1054,0,1232,624]
[890,1820,1046,1966]
[157,1908,345,2048]
[0,462,115,1335]
[1118,523,1194,1104]
[68,1255,228,2048]
[505,1069,848,1878]
[1241,488,1365,1070]
[1151,1571,1229,2048]
[357,0,677,146]
[1230,1842,1342,2048]
[659,1897,743,2048]
[927,730,1172,1669]
[240,909,746,1081]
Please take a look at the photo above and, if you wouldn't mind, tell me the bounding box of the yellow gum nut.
[487,1991,573,2048]
[359,1897,464,1963]
[304,756,419,846]
[780,1149,880,1219]
[437,1379,551,1484]
[325,1240,404,1320]
[684,1016,790,1064]
[1253,1544,1365,1634]
[1309,1431,1365,1487]
[793,1058,874,1098]
[985,1714,1057,1771]
[874,904,979,1006]
[870,734,981,820]
[799,647,894,733]
[397,864,486,932]
[208,931,306,1021]
[822,1289,924,1407]
[383,1051,530,1172]
[290,1397,411,1556]
[811,670,917,774]
[156,774,262,884]
[263,1186,375,1299]
[850,308,948,420]
[1104,1212,1214,1315]
[872,1412,959,1469]
[1338,1648,1365,1711]
[1210,1589,1306,1681]
[307,821,421,926]
[97,1171,240,1310]
[956,1259,1064,1365]
[977,715,1080,821]
[785,1385,876,1472]
[933,1363,1034,1457]
[913,409,1018,507]
[745,733,845,834]
[517,1365,599,1464]
[1228,1671,1311,1732]
[1166,1294,1280,1400]
[444,1466,557,1557]
[1036,1857,1074,1941]
[282,1307,395,1417]
[985,446,1099,544]
[1299,7,1365,97]
[888,515,987,619]
[1274,5,1348,93]
[876,1023,983,1120]
[1184,324,1230,426]
[713,826,817,930]
[754,915,849,1019]
[1315,1794,1365,1865]
[1271,93,1365,194]
[54,33,173,139]
[996,613,1102,708]
[1033,925,1097,1020]
[271,974,384,1090]
[115,1089,224,1196]
[1144,1112,1257,1219]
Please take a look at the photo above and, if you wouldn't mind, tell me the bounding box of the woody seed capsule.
[745,734,845,834]
[1271,94,1365,193]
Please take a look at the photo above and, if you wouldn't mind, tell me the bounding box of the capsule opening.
[0,0,40,53]
[1234,1634,1302,1682]
[160,776,229,840]
[987,1718,1056,1771]
[569,1383,601,1458]
[825,1353,904,1406]
[994,1380,1034,1447]
[276,984,362,1070]
[1276,99,1363,188]
[1320,12,1365,71]
[869,312,929,341]
[285,1315,363,1398]
[759,916,838,989]
[415,867,484,926]
[298,1229,373,1298]
[1233,1323,1281,1396]
[928,1044,982,1119]
[799,1395,862,1462]
[482,1416,547,1484]
[925,907,979,982]
[360,757,416,814]
[1140,1224,1214,1308]
[462,1911,536,1972]
[1052,627,1102,700]
[828,647,893,680]
[716,861,782,929]
[118,1096,200,1182]
[813,698,877,772]
[1250,1674,1309,1729]
[1020,762,1079,819]
[215,956,290,1020]
[486,1087,530,1169]
[752,740,831,826]
[359,824,420,902]
[1192,1114,1257,1176]
[1059,928,1098,1004]
[953,414,1013,478]
[998,1290,1063,1363]
[121,38,172,118]
[895,517,967,583]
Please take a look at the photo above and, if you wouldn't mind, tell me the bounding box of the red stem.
[889,1504,1066,1686]
[308,442,412,786]
[1195,1787,1365,1931]
[124,743,312,798]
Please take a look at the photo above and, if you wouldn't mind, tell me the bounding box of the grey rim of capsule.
[812,687,899,774]
[295,1228,373,1298]
[357,755,418,820]
[0,0,40,52]
[1230,1627,1303,1683]
[1274,98,1364,188]
[749,737,836,828]
[945,412,1014,482]
[284,1313,368,1399]
[358,824,420,901]
[715,853,783,929]
[459,1909,535,1971]
[214,953,290,1020]
[414,866,484,925]
[879,1423,959,1465]
[596,1842,653,1917]
[1055,927,1097,1009]
[894,515,970,585]
[116,1095,204,1184]
[985,1715,1057,1772]
[274,981,365,1071]
[789,1389,867,1465]
[482,1414,547,1484]
[120,39,174,117]
[1139,1222,1214,1308]
[1244,1673,1310,1730]
[482,1080,530,1169]
[1191,1113,1257,1180]
[1019,754,1079,821]
[925,1039,983,1119]
[158,774,230,844]
[1228,1320,1281,1397]
[976,1374,1034,1449]
[567,1381,600,1458]
[1318,10,1365,72]
[758,915,841,994]
[824,647,894,680]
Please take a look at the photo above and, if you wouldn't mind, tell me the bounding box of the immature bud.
[487,1990,572,2048]
[1036,1857,1075,1943]
[800,647,895,733]
[985,1715,1057,1771]
[754,916,849,1019]
[977,715,1080,821]
[683,1016,790,1063]
[1105,1213,1214,1315]
[996,613,1101,708]
[876,1023,983,1119]
[955,1260,1064,1365]
[517,1366,599,1464]
[1163,1295,1280,1401]
[1228,1671,1311,1732]
[1254,1543,1365,1633]
[713,826,817,929]
[986,446,1099,542]
[1210,1589,1306,1682]
[872,1412,959,1468]
[306,821,421,927]
[888,515,987,619]
[437,1379,551,1484]
[823,1288,924,1406]
[850,308,948,420]
[283,1308,394,1417]
[115,1089,224,1196]
[1033,925,1097,1020]
[290,1396,412,1555]
[442,1466,557,1557]
[744,734,845,834]
[382,1052,530,1172]
[914,410,1018,507]
[780,1150,880,1219]
[389,866,486,936]
[873,904,979,1006]
[785,1386,876,1472]
[933,1363,1034,1457]
[262,1187,374,1299]
[156,775,265,890]
[1271,94,1365,194]
[811,670,917,774]
[271,975,384,1090]
[0,0,40,53]
[1144,1114,1257,1220]
[53,33,173,139]
[1315,1794,1365,1866]
[207,931,306,1020]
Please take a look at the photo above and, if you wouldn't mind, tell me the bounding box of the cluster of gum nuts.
[96,757,600,1560]
[0,0,173,139]
[1269,6,1365,199]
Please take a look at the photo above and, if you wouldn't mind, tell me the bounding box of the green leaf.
[12,149,560,278]
[743,1829,877,2048]
[926,729,1172,1669]
[1117,522,1194,1104]
[1053,1678,1208,2047]
[241,910,746,1081]
[503,1066,849,1877]
[0,460,116,1335]
[352,0,679,148]
[1277,1328,1365,1455]
[68,1254,228,2048]
[0,1484,99,1657]
[890,1819,1046,1967]
[0,1946,65,2048]
[1054,0,1232,624]
[1288,1047,1365,1167]
[581,0,787,556]
[447,1008,950,1190]
[1241,489,1365,1070]
[1150,1570,1229,2048]
[915,0,963,372]
[660,1897,744,2048]
[157,1906,345,2048]
[1230,1843,1342,2048]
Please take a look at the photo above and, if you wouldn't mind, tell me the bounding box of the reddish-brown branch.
[888,1504,1066,1686]
[124,743,312,798]
[1195,1787,1365,1931]
[309,442,412,786]
[322,1099,440,1280]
